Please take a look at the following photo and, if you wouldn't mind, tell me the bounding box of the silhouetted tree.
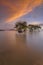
[15,21,27,33]
[28,24,41,32]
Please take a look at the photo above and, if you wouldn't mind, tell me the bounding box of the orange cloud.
[1,0,42,22]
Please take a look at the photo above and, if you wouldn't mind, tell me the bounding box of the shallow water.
[0,31,43,65]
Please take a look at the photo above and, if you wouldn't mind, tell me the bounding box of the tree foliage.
[14,21,41,33]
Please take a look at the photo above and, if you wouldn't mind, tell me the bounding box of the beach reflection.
[0,31,43,65]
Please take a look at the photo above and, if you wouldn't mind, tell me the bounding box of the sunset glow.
[0,1,43,65]
[31,22,40,25]
[0,0,43,29]
[0,0,43,22]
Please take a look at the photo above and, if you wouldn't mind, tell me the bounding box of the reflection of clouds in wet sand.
[0,31,43,65]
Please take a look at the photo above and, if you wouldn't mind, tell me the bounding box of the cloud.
[0,0,43,22]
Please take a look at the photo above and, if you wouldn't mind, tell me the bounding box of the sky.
[0,0,43,29]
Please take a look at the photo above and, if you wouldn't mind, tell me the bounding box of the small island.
[14,21,41,33]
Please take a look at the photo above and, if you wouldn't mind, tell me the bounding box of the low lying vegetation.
[14,21,41,33]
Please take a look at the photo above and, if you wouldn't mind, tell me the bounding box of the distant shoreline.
[0,29,16,31]
[0,29,43,31]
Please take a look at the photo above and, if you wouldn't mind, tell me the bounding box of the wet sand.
[0,31,43,65]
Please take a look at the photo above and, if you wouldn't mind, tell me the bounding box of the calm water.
[0,31,43,65]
